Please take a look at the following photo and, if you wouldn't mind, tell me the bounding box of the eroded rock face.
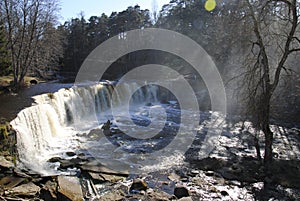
[57,176,83,201]
[0,156,14,169]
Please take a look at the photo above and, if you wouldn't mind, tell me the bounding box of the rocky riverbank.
[0,121,300,200]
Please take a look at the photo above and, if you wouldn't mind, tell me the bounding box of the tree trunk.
[263,125,273,164]
[261,95,273,167]
[254,132,262,161]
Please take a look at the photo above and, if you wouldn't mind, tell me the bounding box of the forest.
[0,0,299,200]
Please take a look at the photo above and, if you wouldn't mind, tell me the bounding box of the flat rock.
[0,176,25,189]
[8,182,40,197]
[57,176,83,201]
[0,156,14,169]
[89,172,125,183]
[80,162,129,177]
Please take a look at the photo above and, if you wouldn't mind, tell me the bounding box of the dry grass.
[0,75,13,87]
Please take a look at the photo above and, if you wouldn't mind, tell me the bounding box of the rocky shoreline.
[0,122,300,200]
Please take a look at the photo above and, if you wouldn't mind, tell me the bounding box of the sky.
[59,0,170,23]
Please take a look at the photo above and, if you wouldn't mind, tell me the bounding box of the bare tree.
[31,23,63,79]
[242,0,300,166]
[0,0,60,89]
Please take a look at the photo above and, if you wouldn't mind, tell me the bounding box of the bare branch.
[271,0,298,92]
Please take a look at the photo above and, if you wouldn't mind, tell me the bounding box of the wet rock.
[205,171,215,177]
[80,161,129,177]
[59,159,75,169]
[181,177,189,182]
[190,170,200,176]
[145,102,153,106]
[70,157,85,165]
[77,153,85,157]
[8,182,40,197]
[48,157,62,163]
[101,120,112,131]
[77,154,90,162]
[0,176,25,189]
[130,179,148,192]
[57,176,83,201]
[220,190,229,196]
[174,185,190,199]
[13,168,31,178]
[66,151,76,157]
[40,180,57,201]
[0,156,14,169]
[87,172,125,183]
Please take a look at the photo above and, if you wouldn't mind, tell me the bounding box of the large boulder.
[57,176,83,201]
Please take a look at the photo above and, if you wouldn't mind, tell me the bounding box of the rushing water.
[9,82,172,174]
[9,81,223,175]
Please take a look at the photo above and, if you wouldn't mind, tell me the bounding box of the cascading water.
[10,82,160,175]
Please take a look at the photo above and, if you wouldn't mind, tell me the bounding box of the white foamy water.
[10,82,172,175]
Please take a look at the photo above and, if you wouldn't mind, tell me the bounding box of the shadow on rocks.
[187,156,300,200]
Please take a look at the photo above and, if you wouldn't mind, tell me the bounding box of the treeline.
[59,5,152,77]
[58,1,241,77]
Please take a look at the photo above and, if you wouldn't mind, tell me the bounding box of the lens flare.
[205,0,216,11]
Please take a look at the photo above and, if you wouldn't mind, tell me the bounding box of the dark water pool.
[0,81,73,121]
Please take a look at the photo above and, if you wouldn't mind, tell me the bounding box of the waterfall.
[10,82,159,174]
